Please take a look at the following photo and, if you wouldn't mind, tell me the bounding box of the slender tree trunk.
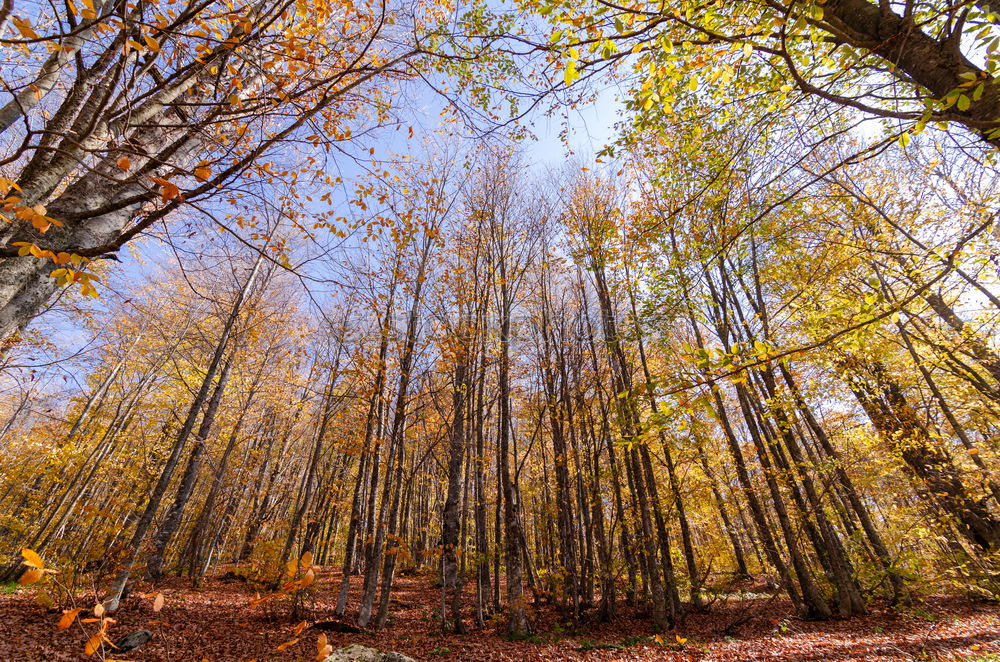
[148,356,235,579]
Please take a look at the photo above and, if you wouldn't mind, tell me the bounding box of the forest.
[1,0,1000,660]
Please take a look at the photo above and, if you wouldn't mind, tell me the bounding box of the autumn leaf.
[276,637,299,651]
[58,608,83,629]
[117,157,131,170]
[153,592,165,612]
[150,177,180,202]
[84,632,103,656]
[316,633,332,661]
[20,548,44,569]
[12,17,39,39]
[18,567,43,585]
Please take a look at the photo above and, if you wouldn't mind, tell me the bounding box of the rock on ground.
[111,629,153,653]
[323,644,417,662]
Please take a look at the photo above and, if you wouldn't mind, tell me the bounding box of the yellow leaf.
[676,635,688,644]
[144,34,160,52]
[21,548,44,569]
[300,551,313,570]
[300,568,316,588]
[194,166,212,182]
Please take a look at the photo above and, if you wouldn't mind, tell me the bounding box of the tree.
[0,0,451,342]
[541,0,1000,150]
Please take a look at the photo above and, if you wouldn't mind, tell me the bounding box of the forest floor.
[1,567,998,661]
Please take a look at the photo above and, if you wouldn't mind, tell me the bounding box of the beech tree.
[0,0,456,342]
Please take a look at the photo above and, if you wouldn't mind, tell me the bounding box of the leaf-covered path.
[2,569,998,661]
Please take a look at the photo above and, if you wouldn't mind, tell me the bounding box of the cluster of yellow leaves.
[66,0,100,21]
[248,551,317,609]
[2,200,63,234]
[1,180,58,232]
[48,267,100,296]
[12,242,86,265]
[17,548,56,585]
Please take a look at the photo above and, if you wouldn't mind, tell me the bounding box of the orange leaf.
[194,166,212,182]
[293,620,307,636]
[117,157,131,170]
[152,592,165,613]
[276,638,299,651]
[58,608,83,629]
[316,633,332,661]
[18,567,43,584]
[150,177,179,202]
[85,632,103,655]
[21,548,44,569]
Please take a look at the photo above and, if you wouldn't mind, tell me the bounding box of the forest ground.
[1,568,998,661]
